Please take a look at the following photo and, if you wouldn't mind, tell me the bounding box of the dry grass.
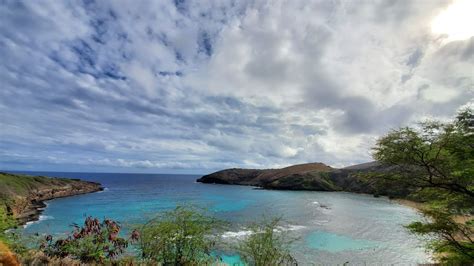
[258,162,332,181]
[0,241,19,266]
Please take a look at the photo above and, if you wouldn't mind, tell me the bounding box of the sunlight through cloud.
[431,0,474,42]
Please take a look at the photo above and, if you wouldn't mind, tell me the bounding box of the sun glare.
[431,0,474,42]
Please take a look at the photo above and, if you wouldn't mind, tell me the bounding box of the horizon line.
[0,169,205,176]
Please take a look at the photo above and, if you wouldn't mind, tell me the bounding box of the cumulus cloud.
[0,0,472,173]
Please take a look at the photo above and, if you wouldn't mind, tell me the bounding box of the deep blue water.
[13,171,430,264]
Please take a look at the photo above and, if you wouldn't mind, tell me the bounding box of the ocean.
[15,171,430,264]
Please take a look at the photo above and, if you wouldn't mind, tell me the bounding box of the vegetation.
[0,206,16,243]
[373,108,474,263]
[0,172,78,200]
[39,216,136,263]
[1,203,27,258]
[0,173,298,265]
[237,217,297,266]
[1,206,300,265]
[137,205,224,265]
[1,173,60,245]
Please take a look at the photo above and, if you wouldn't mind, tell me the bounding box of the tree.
[136,205,223,265]
[372,107,474,263]
[237,217,297,266]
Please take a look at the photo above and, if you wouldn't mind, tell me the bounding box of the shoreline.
[0,172,104,227]
[16,186,104,226]
[392,199,426,212]
[393,199,473,224]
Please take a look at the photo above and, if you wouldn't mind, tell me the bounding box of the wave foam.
[222,224,305,239]
[313,220,329,225]
[38,202,49,211]
[23,215,54,228]
[39,215,54,221]
[23,221,34,229]
[97,187,109,193]
[222,230,252,238]
[282,225,306,231]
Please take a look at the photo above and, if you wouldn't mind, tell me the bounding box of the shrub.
[39,216,136,263]
[136,205,223,265]
[0,205,16,242]
[237,217,297,266]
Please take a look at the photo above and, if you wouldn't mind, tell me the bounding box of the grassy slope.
[1,173,67,240]
[0,172,79,201]
[0,172,100,244]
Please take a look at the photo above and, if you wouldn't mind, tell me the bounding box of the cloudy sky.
[0,0,473,174]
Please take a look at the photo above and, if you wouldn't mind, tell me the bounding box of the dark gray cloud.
[406,48,424,67]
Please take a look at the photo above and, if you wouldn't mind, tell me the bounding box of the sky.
[0,0,473,174]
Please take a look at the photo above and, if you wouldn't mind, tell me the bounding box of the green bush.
[0,205,26,254]
[0,205,16,239]
[237,217,297,266]
[136,205,224,265]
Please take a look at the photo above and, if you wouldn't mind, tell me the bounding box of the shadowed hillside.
[197,162,414,198]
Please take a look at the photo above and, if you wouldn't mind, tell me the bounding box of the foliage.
[237,217,297,266]
[39,216,136,263]
[407,208,474,264]
[372,107,474,263]
[18,250,82,265]
[0,204,29,256]
[136,205,223,265]
[0,205,16,240]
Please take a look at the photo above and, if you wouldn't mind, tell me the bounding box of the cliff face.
[197,162,413,198]
[0,172,103,225]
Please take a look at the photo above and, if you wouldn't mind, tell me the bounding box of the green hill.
[0,172,102,234]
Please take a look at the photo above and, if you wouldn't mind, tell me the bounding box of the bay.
[16,171,430,264]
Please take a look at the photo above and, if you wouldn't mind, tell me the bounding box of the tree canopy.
[373,107,474,263]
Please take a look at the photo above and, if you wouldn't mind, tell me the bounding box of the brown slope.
[197,161,414,198]
[197,162,333,188]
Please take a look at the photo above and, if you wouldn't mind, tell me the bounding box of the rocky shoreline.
[15,183,104,226]
[0,172,103,226]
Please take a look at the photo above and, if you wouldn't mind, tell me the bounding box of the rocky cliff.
[197,161,413,198]
[0,172,103,225]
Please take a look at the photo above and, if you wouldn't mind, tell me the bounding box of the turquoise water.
[14,172,431,264]
[307,231,379,252]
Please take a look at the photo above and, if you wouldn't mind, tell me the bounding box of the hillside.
[197,162,414,198]
[0,172,102,226]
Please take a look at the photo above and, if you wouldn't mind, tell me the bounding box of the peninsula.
[0,172,103,226]
[197,162,413,199]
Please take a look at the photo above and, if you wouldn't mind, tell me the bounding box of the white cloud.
[0,0,472,172]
